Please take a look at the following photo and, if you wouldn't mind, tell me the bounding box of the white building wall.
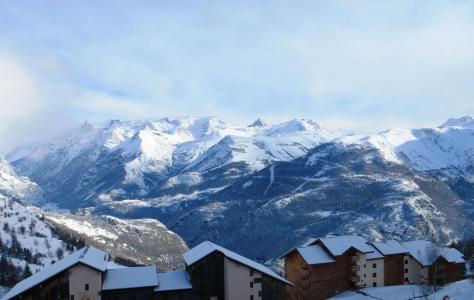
[69,264,103,300]
[404,255,428,285]
[356,255,384,288]
[224,257,262,300]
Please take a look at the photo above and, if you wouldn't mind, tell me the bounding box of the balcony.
[352,265,360,272]
[351,255,360,263]
[350,275,360,282]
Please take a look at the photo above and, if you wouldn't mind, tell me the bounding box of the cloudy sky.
[0,0,473,153]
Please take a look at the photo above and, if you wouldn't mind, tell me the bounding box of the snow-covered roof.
[296,245,336,265]
[439,247,466,264]
[317,236,374,256]
[2,246,108,300]
[102,266,158,291]
[365,245,384,260]
[183,241,291,285]
[371,240,408,255]
[401,241,465,266]
[155,269,193,292]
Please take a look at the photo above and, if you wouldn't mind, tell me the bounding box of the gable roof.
[2,246,108,300]
[155,269,193,292]
[102,266,158,291]
[371,240,408,255]
[402,241,466,266]
[296,245,336,265]
[317,235,374,256]
[183,241,291,285]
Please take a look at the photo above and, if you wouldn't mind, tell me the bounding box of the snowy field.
[0,287,10,298]
[331,280,474,300]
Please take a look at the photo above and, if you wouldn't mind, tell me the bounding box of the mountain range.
[4,116,474,262]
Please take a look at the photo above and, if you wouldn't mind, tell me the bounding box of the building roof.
[183,241,291,285]
[317,235,374,256]
[2,246,108,300]
[365,245,384,260]
[102,266,158,291]
[439,247,466,264]
[155,269,193,292]
[371,240,408,255]
[297,245,336,265]
[401,241,466,266]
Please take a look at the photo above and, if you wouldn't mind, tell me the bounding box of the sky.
[0,0,473,153]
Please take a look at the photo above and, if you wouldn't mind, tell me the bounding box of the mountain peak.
[248,118,267,127]
[440,116,474,128]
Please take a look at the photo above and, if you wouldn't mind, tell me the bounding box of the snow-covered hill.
[7,117,335,209]
[44,212,188,270]
[0,194,70,286]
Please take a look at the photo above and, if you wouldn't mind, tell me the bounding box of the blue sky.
[0,0,474,152]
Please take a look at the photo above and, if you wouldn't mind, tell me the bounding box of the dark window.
[363,264,366,268]
[250,282,254,288]
[71,296,74,300]
[258,290,262,297]
[364,274,366,278]
[250,269,254,276]
[254,278,262,283]
[372,282,377,287]
[85,284,89,291]
[405,259,408,264]
[405,278,408,282]
[405,268,408,273]
[372,263,376,268]
[372,273,376,278]
[250,296,254,300]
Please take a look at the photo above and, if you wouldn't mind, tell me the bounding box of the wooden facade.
[429,257,466,286]
[187,251,225,300]
[285,248,358,300]
[383,254,405,286]
[102,287,155,300]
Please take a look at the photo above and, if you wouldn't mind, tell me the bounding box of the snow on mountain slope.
[44,212,188,270]
[0,195,70,286]
[7,117,334,208]
[0,157,45,205]
[341,117,474,177]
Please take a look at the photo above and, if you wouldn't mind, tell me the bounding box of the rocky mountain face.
[43,212,188,270]
[6,116,474,262]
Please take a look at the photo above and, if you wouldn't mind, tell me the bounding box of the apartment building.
[2,242,291,300]
[282,236,466,300]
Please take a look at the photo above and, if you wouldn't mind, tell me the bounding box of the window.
[258,291,262,297]
[372,282,377,287]
[250,282,254,288]
[372,273,376,278]
[70,296,74,300]
[250,296,254,300]
[405,278,408,283]
[405,268,408,274]
[372,263,376,268]
[250,269,254,276]
[405,259,408,265]
[363,264,366,268]
[363,274,366,278]
[85,284,89,291]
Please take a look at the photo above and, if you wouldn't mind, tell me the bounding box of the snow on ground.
[330,280,474,300]
[0,287,10,298]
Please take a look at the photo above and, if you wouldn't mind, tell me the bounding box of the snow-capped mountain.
[7,117,335,209]
[6,116,474,262]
